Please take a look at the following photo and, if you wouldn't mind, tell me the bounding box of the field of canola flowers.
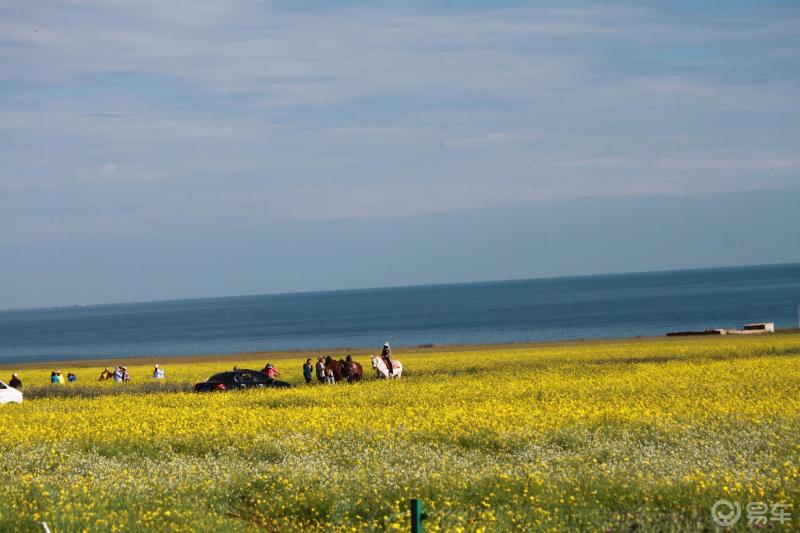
[1,334,799,532]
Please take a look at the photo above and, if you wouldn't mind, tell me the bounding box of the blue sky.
[1,1,799,308]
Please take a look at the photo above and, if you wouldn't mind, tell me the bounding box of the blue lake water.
[0,263,798,363]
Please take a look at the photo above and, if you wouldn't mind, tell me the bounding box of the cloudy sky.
[1,1,799,308]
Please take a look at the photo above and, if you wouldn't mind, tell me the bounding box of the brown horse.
[324,356,363,383]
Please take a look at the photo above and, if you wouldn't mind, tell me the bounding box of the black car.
[194,369,291,392]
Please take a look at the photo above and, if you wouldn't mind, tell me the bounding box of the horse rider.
[381,342,394,376]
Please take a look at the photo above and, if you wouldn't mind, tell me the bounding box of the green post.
[410,498,423,533]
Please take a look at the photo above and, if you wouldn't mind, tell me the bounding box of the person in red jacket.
[263,363,281,379]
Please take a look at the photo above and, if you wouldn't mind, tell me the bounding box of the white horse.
[370,355,402,379]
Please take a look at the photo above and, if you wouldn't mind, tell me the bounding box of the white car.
[0,380,23,404]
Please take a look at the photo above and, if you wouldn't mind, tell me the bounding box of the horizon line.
[2,260,798,314]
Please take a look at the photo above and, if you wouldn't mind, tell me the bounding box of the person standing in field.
[264,363,280,379]
[325,367,335,385]
[303,359,313,384]
[316,357,326,384]
[56,370,65,384]
[113,367,123,383]
[67,372,77,383]
[9,373,22,390]
[343,355,356,383]
[122,367,131,382]
[381,342,395,376]
[153,364,165,379]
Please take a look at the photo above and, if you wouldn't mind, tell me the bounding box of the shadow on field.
[588,345,800,366]
[589,355,682,365]
[23,382,195,399]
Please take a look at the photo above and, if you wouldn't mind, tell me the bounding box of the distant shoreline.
[3,329,798,371]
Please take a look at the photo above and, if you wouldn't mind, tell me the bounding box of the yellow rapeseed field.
[1,335,799,531]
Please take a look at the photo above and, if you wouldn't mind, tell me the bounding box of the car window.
[0,381,6,389]
[254,373,272,382]
[234,373,254,383]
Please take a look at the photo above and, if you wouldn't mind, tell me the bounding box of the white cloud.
[0,1,799,242]
[75,162,166,183]
[441,132,513,148]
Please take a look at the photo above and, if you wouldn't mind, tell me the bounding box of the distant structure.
[667,322,774,337]
[737,322,775,333]
[666,329,723,337]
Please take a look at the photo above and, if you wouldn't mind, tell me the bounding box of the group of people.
[4,363,167,390]
[3,372,73,389]
[300,342,395,384]
[50,370,77,384]
[98,366,130,382]
[303,356,341,384]
[5,342,396,391]
[98,364,165,382]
